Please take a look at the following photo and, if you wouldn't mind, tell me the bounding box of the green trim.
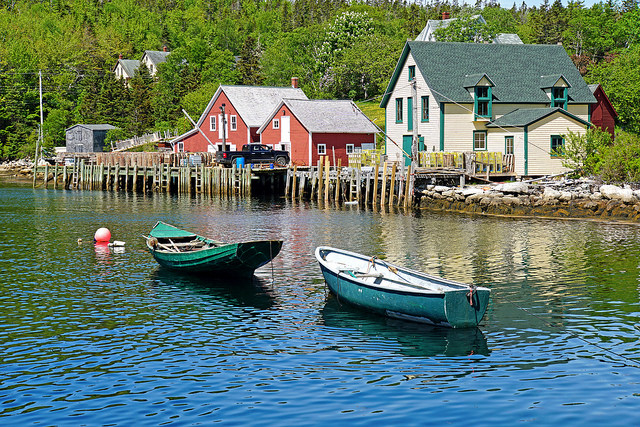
[408,65,415,82]
[384,106,387,155]
[421,96,429,122]
[551,87,568,109]
[474,86,492,119]
[588,104,592,124]
[473,130,488,151]
[439,103,445,151]
[550,134,565,158]
[524,125,529,176]
[395,98,403,123]
[504,136,514,155]
[407,97,413,131]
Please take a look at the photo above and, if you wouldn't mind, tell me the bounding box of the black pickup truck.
[216,144,290,167]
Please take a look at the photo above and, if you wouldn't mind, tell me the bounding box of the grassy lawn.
[355,100,386,149]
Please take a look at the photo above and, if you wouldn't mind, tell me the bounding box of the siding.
[527,113,586,176]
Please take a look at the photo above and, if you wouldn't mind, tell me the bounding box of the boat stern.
[444,288,491,328]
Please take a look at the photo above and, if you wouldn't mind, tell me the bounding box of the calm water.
[1,184,639,425]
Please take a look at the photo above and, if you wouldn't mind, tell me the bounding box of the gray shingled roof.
[116,59,140,77]
[494,33,523,44]
[214,85,308,127]
[66,124,116,132]
[415,15,487,41]
[381,42,596,107]
[485,107,590,128]
[260,99,379,134]
[143,50,170,65]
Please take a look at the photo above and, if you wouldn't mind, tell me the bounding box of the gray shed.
[65,124,116,153]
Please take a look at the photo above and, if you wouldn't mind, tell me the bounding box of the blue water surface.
[0,184,639,426]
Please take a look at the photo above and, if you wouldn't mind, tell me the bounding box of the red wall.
[180,91,251,152]
[590,86,617,137]
[311,133,376,166]
[261,106,376,166]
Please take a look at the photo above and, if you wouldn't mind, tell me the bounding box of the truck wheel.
[275,156,287,167]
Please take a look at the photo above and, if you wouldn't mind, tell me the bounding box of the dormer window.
[551,87,567,109]
[474,86,492,119]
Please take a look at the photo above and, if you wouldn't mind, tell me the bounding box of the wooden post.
[291,166,297,199]
[53,163,58,189]
[335,159,341,204]
[372,162,380,206]
[317,156,324,202]
[404,164,412,208]
[380,162,388,207]
[356,168,362,204]
[324,156,330,204]
[364,168,371,205]
[389,163,397,208]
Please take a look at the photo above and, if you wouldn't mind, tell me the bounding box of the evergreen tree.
[128,63,154,136]
[236,36,264,86]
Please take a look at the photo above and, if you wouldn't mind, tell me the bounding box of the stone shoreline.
[416,180,640,222]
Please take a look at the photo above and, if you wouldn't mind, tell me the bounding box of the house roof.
[588,83,619,118]
[258,99,380,134]
[198,85,308,128]
[66,124,116,132]
[494,33,523,44]
[380,41,596,108]
[142,50,170,65]
[113,59,140,77]
[485,107,590,128]
[415,15,486,42]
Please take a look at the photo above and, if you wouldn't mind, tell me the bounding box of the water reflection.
[151,268,276,310]
[320,296,489,357]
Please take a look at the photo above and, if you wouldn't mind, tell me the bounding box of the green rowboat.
[145,221,282,276]
[315,246,490,328]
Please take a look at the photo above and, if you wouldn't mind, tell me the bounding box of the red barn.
[258,99,379,167]
[170,84,308,153]
[588,84,617,137]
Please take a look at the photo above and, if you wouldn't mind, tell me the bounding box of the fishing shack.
[65,124,116,153]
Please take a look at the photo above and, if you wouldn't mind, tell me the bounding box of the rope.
[500,295,640,369]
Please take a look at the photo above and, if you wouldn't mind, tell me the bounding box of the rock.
[559,191,573,202]
[433,185,450,193]
[543,187,561,200]
[461,187,485,197]
[600,184,635,203]
[494,182,530,194]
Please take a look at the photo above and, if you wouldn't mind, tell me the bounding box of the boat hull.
[146,222,282,276]
[316,247,490,328]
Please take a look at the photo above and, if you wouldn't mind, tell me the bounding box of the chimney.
[291,77,299,88]
[118,53,123,59]
[442,11,450,20]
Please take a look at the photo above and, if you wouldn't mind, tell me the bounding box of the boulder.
[600,185,636,203]
[543,187,561,200]
[494,182,530,194]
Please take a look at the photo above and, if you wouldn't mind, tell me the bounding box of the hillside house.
[380,41,596,177]
[258,99,379,166]
[65,124,116,153]
[588,84,617,137]
[113,48,170,81]
[113,56,140,81]
[170,82,308,153]
[416,13,522,44]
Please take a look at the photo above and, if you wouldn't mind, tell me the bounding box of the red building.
[589,84,617,137]
[170,83,307,152]
[258,99,379,166]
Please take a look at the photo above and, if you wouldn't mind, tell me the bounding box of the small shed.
[65,124,116,153]
[588,84,617,138]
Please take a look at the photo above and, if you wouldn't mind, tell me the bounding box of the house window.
[318,144,326,155]
[505,136,514,155]
[551,135,565,157]
[421,96,429,122]
[178,142,184,152]
[273,119,280,129]
[346,144,354,154]
[473,131,487,151]
[408,65,415,81]
[474,86,492,119]
[551,87,567,109]
[230,115,237,131]
[395,98,403,123]
[210,116,216,131]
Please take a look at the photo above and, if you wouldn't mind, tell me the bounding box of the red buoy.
[94,227,111,243]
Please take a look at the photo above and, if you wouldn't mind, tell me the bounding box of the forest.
[0,0,639,168]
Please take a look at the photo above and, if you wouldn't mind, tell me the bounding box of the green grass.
[355,100,386,149]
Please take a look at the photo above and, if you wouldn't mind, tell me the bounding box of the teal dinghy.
[315,246,490,328]
[145,221,282,276]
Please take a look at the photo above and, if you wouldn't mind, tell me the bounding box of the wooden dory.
[315,246,490,328]
[145,221,282,276]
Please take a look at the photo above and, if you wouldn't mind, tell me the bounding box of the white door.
[280,116,290,143]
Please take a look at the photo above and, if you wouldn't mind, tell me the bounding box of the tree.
[127,63,154,136]
[236,36,264,85]
[433,15,498,43]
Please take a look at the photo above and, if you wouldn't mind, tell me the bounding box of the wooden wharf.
[32,150,517,208]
